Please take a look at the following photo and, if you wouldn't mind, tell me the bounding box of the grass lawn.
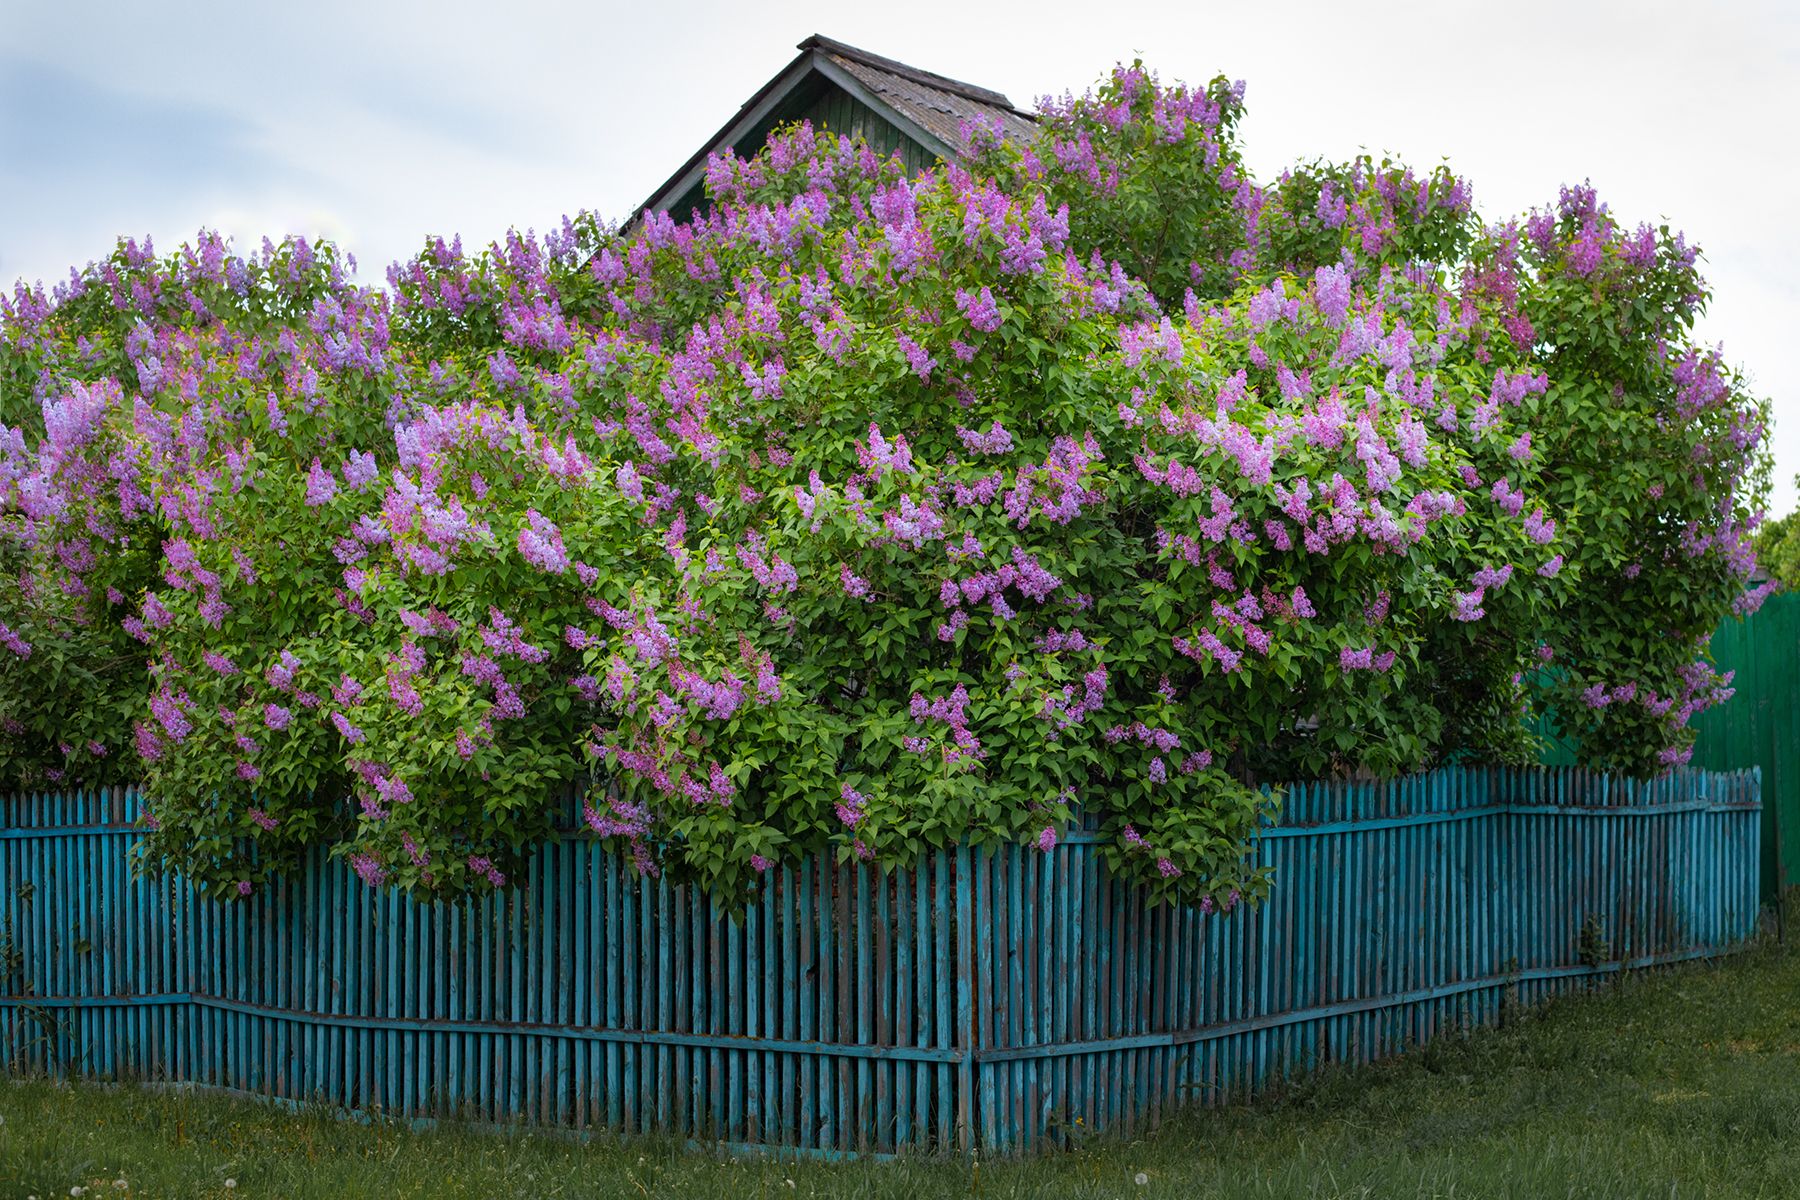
[5,909,1800,1200]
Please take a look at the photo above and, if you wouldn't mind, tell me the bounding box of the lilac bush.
[0,64,1768,905]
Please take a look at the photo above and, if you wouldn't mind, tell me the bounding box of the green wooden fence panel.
[0,766,1761,1156]
[1532,592,1800,898]
[1689,592,1800,898]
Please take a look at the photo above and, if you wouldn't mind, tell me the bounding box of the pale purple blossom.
[956,420,1014,455]
[516,509,570,574]
[0,622,30,658]
[304,458,337,506]
[955,285,1003,333]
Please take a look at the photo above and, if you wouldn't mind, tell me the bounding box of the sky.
[3,0,1794,511]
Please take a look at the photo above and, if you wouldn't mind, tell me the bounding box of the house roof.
[634,34,1037,223]
[811,36,1039,151]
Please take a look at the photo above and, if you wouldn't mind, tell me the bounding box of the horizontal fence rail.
[0,766,1762,1155]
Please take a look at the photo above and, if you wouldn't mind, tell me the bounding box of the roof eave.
[632,46,820,223]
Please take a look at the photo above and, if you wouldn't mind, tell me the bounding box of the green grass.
[6,913,1800,1199]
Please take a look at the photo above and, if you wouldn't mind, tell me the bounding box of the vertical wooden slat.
[953,845,973,1151]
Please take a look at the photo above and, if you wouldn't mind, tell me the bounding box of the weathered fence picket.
[0,765,1762,1156]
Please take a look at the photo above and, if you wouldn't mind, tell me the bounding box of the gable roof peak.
[797,34,1021,112]
[631,34,1036,225]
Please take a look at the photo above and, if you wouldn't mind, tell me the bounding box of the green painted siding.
[797,88,935,174]
[669,80,939,221]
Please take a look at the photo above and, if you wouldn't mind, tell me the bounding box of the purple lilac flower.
[839,565,872,600]
[331,674,363,706]
[133,721,163,762]
[342,450,379,490]
[615,460,645,503]
[1490,478,1525,517]
[1247,280,1285,329]
[304,458,337,506]
[516,508,570,574]
[1735,579,1778,615]
[956,420,1014,455]
[896,332,936,381]
[835,782,866,830]
[351,853,387,887]
[0,622,30,658]
[1312,264,1351,326]
[268,650,301,691]
[858,423,915,477]
[142,593,174,630]
[954,285,1003,333]
[150,688,191,741]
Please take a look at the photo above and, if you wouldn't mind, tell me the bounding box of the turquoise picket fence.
[0,766,1762,1156]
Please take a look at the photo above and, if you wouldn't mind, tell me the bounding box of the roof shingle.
[813,38,1038,151]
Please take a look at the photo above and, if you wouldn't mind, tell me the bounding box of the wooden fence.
[1535,591,1800,899]
[0,766,1762,1156]
[1691,591,1800,898]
